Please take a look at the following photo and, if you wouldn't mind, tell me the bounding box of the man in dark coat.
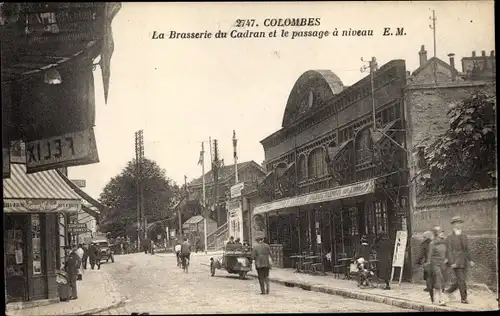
[82,244,89,270]
[374,231,393,290]
[252,234,272,295]
[65,247,80,300]
[445,216,474,304]
[89,242,101,270]
[416,231,433,292]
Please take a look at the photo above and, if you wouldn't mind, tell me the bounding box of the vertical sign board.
[2,148,10,178]
[25,128,99,174]
[389,230,408,287]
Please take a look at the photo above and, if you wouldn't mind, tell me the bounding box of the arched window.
[308,147,327,179]
[298,155,307,181]
[355,128,372,165]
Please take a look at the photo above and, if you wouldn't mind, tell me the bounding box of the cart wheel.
[210,263,216,276]
[239,271,247,279]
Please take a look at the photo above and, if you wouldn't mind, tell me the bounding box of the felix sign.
[25,128,99,173]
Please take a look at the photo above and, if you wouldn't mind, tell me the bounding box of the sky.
[68,1,495,200]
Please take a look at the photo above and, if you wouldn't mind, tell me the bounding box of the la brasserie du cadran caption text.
[151,17,406,40]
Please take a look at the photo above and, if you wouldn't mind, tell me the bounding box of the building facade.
[256,61,410,274]
[405,46,497,288]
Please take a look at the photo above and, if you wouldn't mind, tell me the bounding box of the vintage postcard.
[1,1,497,314]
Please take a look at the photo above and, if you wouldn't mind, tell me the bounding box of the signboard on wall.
[253,179,375,215]
[71,179,87,188]
[4,199,81,213]
[3,147,10,178]
[230,182,244,199]
[25,128,99,174]
[68,223,88,234]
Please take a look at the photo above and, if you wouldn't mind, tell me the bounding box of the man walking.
[82,244,89,270]
[445,216,474,304]
[252,234,272,295]
[64,247,80,300]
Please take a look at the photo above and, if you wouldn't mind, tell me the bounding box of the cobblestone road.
[98,253,412,314]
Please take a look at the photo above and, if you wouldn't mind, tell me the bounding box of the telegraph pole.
[135,130,145,249]
[361,57,378,130]
[429,10,438,83]
[181,175,187,237]
[200,142,208,254]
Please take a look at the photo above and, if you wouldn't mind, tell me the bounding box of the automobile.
[93,239,115,263]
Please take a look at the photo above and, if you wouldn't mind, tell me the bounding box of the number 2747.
[235,19,256,27]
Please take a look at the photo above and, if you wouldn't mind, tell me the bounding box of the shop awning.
[3,163,81,213]
[253,179,375,215]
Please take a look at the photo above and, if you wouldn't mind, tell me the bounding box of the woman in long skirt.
[425,226,448,305]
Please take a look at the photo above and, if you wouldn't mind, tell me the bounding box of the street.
[97,253,412,314]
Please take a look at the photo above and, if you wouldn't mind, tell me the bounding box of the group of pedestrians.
[416,216,474,306]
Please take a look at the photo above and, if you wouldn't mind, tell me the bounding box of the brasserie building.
[254,59,412,277]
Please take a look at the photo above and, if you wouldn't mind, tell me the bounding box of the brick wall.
[410,188,498,291]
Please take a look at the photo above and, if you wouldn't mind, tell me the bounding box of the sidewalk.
[7,268,126,316]
[247,268,498,312]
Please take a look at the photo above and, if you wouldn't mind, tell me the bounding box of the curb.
[64,297,127,316]
[247,274,486,312]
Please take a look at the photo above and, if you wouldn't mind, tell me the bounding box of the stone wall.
[410,188,498,292]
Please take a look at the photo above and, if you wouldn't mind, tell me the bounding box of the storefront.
[256,60,411,275]
[4,163,81,303]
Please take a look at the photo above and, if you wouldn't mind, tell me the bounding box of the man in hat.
[252,234,271,295]
[445,216,474,304]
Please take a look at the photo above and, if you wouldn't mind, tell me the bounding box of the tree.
[98,158,181,239]
[420,86,497,195]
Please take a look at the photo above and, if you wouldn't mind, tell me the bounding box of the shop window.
[347,207,359,236]
[375,200,388,234]
[32,214,42,275]
[6,216,26,278]
[308,147,326,179]
[298,155,307,181]
[355,128,372,165]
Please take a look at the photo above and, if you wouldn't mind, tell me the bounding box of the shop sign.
[3,147,10,178]
[227,199,241,211]
[68,223,88,234]
[4,198,81,213]
[230,182,244,198]
[253,179,375,215]
[71,179,87,188]
[25,128,99,174]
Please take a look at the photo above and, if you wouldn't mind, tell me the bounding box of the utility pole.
[200,142,208,254]
[180,175,187,237]
[233,130,238,183]
[213,139,221,225]
[429,10,438,83]
[135,130,145,248]
[361,57,378,130]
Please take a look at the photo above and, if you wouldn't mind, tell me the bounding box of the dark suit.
[65,253,79,298]
[252,241,271,294]
[445,231,471,300]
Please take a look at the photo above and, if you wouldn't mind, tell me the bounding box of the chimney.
[481,50,486,56]
[472,51,476,57]
[448,53,457,81]
[419,45,428,67]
